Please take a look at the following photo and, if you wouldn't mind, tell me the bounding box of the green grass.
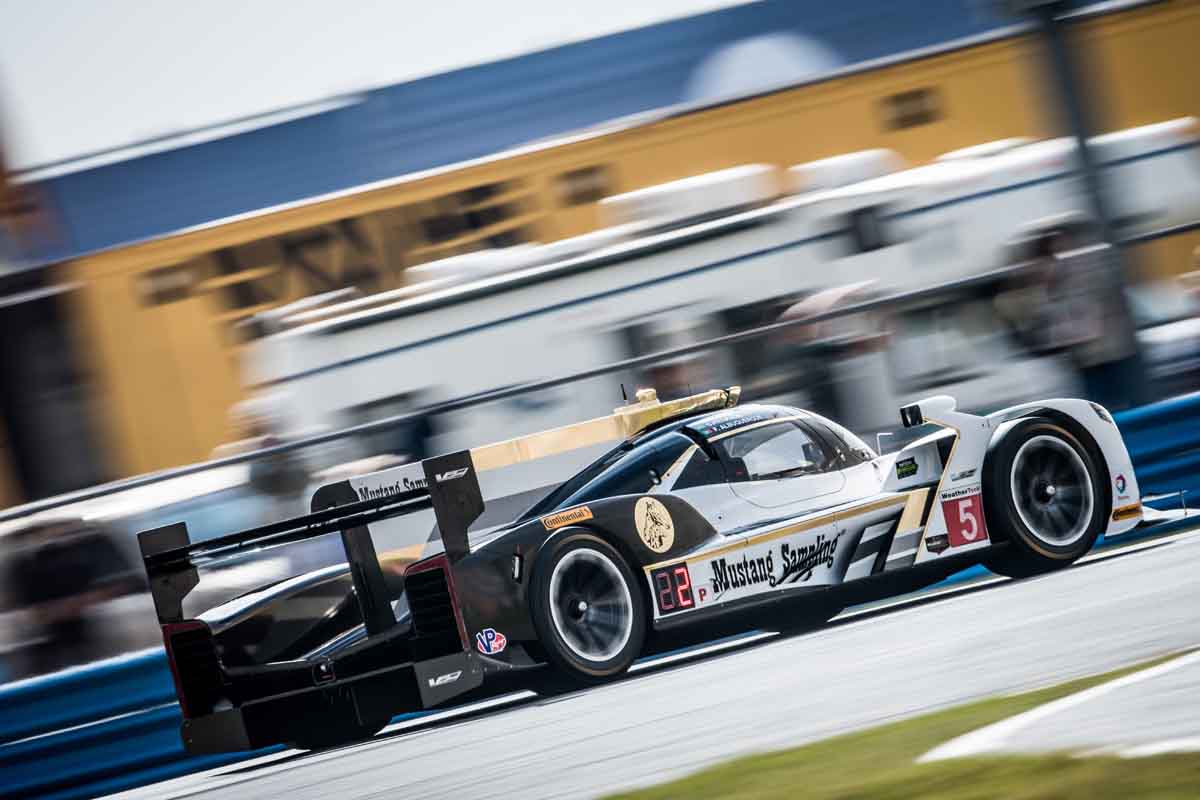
[607,652,1200,800]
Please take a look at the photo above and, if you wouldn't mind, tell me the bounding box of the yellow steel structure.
[3,0,1196,507]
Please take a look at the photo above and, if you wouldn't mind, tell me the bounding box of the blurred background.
[0,0,1198,685]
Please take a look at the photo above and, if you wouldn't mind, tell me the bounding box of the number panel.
[941,490,989,547]
[650,564,695,615]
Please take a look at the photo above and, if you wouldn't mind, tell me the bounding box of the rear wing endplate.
[138,451,483,634]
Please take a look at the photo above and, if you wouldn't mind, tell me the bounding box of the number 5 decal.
[941,491,989,548]
[957,500,979,541]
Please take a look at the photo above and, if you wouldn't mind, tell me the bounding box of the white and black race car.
[139,386,1142,752]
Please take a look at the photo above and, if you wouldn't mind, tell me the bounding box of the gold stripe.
[919,416,961,554]
[1111,503,1142,522]
[643,493,910,571]
[897,487,930,533]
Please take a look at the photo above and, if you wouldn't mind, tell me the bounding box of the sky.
[0,0,754,171]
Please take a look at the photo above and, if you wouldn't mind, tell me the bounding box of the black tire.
[529,530,646,685]
[982,417,1106,578]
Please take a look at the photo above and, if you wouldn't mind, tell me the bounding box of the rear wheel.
[530,531,646,685]
[983,418,1106,577]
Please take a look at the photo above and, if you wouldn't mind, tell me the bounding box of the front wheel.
[983,417,1106,578]
[530,531,646,684]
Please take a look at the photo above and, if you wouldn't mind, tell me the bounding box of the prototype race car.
[140,386,1142,753]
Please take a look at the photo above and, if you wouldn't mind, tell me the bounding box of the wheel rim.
[1009,434,1094,548]
[548,549,633,663]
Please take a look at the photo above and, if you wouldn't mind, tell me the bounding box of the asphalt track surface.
[118,529,1200,800]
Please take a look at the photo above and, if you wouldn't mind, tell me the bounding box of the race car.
[139,386,1142,753]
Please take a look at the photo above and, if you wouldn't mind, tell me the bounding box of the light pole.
[994,0,1148,406]
[1006,0,1119,245]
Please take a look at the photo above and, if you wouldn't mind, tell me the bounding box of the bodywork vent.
[404,565,462,658]
[165,623,223,718]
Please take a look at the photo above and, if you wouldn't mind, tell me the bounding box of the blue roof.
[24,0,1035,265]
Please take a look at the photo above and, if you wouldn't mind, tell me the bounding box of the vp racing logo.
[475,627,507,655]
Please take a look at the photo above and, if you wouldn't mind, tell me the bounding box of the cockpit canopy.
[524,404,875,517]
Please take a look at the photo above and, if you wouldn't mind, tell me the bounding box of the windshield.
[714,421,832,480]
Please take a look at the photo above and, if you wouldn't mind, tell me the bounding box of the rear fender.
[559,494,719,570]
[453,493,718,655]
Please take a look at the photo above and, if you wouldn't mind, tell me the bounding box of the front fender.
[986,399,1139,534]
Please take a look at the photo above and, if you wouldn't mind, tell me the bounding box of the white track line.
[919,648,1200,762]
[1115,736,1200,758]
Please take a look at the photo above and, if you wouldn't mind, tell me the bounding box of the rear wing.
[138,385,740,633]
[138,450,483,636]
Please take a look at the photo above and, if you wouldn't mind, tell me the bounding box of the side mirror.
[900,395,957,428]
[899,404,924,428]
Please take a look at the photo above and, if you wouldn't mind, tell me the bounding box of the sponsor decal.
[355,475,428,501]
[950,468,977,482]
[436,467,470,483]
[895,457,918,479]
[1115,474,1127,494]
[775,536,841,585]
[541,505,593,531]
[925,533,951,554]
[940,486,989,547]
[635,497,675,553]
[709,533,841,595]
[940,485,979,501]
[475,627,507,655]
[650,521,855,616]
[427,670,462,688]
